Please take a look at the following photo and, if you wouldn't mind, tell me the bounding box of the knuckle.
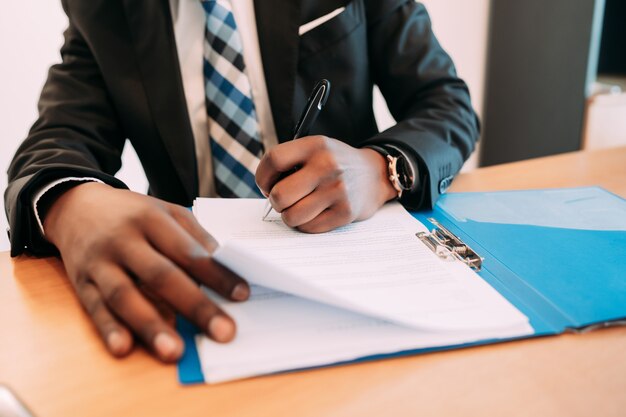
[314,153,341,177]
[105,283,133,310]
[138,205,165,228]
[86,297,106,318]
[82,259,102,280]
[313,135,330,150]
[264,148,282,171]
[141,261,176,291]
[111,237,142,264]
[280,208,298,228]
[74,260,104,290]
[269,186,287,210]
[73,269,91,289]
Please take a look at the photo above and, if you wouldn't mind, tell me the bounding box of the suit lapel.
[254,0,302,142]
[122,0,198,200]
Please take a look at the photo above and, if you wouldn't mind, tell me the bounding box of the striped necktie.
[201,0,264,198]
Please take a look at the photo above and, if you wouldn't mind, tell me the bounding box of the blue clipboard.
[178,187,626,384]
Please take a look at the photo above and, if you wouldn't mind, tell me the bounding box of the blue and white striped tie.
[201,0,264,198]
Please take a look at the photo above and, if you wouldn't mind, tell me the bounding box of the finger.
[255,136,325,195]
[119,241,237,344]
[268,163,322,213]
[280,184,339,228]
[93,263,184,362]
[146,208,249,301]
[135,280,176,323]
[167,204,218,253]
[297,201,355,234]
[75,279,134,357]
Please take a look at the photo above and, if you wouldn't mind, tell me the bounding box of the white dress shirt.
[32,2,349,235]
[33,0,279,233]
[168,0,278,197]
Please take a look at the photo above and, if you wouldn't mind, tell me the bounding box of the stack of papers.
[192,199,532,383]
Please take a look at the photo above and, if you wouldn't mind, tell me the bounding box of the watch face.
[395,155,414,190]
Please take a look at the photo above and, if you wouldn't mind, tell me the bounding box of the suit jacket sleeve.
[4,3,128,257]
[363,0,480,210]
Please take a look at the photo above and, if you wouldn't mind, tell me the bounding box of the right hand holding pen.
[43,182,249,362]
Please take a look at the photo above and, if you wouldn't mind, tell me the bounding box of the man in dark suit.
[5,0,479,362]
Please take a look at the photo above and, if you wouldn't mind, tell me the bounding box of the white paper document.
[192,199,532,383]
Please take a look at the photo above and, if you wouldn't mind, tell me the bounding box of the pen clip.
[292,79,331,139]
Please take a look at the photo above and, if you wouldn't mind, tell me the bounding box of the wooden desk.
[2,147,626,417]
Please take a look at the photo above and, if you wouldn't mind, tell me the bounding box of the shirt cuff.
[32,177,104,237]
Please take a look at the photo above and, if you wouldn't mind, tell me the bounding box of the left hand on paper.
[255,136,397,232]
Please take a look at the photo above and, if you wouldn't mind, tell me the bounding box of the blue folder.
[178,187,626,384]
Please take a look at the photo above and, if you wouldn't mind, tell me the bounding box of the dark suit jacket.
[5,0,479,256]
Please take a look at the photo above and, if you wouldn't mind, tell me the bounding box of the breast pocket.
[298,0,364,59]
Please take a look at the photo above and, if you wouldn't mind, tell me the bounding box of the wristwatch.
[366,144,418,199]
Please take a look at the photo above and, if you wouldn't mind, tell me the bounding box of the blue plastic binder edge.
[177,187,626,384]
[177,314,555,384]
[177,316,204,384]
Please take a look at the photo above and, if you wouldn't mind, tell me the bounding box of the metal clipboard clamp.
[416,218,484,271]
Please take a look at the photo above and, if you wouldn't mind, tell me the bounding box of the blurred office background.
[1,0,624,251]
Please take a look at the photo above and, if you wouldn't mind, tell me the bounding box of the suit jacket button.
[438,176,453,194]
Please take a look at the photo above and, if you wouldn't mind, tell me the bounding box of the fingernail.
[208,316,235,343]
[154,332,179,360]
[194,245,211,258]
[231,283,250,301]
[107,331,126,355]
